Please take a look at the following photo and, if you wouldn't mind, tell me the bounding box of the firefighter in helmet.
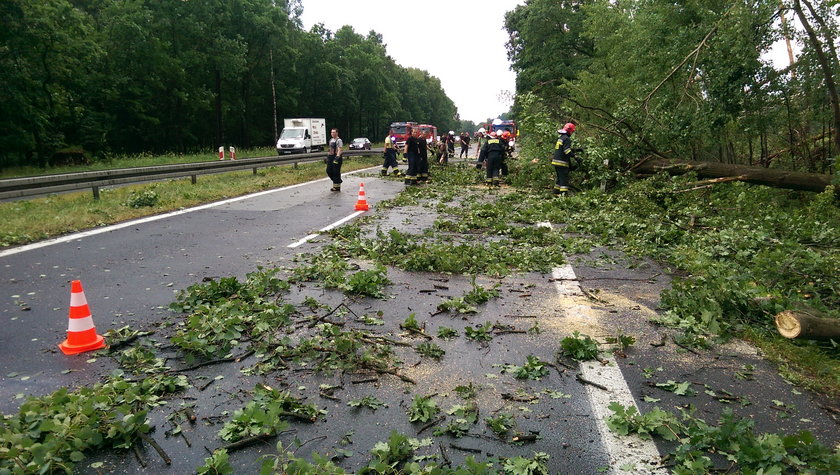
[480,130,507,187]
[536,122,577,195]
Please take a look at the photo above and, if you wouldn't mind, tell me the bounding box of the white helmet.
[449,131,454,135]
[478,127,485,133]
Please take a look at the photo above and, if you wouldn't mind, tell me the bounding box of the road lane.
[0,168,400,410]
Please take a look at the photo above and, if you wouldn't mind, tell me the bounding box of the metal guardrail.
[0,149,383,200]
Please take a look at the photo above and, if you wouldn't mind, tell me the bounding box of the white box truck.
[276,118,326,155]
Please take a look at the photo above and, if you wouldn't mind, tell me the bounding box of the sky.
[298,1,802,125]
[299,0,522,124]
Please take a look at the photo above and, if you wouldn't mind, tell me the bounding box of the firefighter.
[536,122,577,195]
[500,130,513,177]
[418,131,430,183]
[382,135,400,176]
[403,129,422,185]
[459,132,471,158]
[326,128,344,191]
[480,131,506,187]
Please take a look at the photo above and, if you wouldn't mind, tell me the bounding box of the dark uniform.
[404,135,422,185]
[418,137,430,183]
[552,131,574,194]
[459,133,470,158]
[480,136,506,186]
[327,136,343,191]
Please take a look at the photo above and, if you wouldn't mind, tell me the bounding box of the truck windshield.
[391,126,407,134]
[280,129,304,139]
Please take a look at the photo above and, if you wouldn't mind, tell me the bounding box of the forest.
[505,0,840,183]
[0,0,460,169]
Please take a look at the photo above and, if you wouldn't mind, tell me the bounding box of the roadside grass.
[0,156,379,248]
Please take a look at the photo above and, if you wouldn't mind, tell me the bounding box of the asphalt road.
[1,164,838,474]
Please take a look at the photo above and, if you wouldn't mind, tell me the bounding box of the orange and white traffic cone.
[354,182,370,211]
[58,280,106,355]
[219,146,225,160]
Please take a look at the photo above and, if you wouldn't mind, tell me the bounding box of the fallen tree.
[632,158,836,194]
[775,308,840,341]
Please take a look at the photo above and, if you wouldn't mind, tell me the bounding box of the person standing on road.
[481,131,506,187]
[382,135,400,176]
[534,122,576,195]
[459,132,471,158]
[418,131,430,183]
[403,129,422,185]
[327,128,344,191]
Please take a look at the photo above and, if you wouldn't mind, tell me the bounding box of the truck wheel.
[303,147,309,154]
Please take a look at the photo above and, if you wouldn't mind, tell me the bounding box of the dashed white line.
[543,220,664,473]
[287,210,366,248]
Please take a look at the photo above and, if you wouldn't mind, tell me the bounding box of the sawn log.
[632,159,836,194]
[775,309,840,341]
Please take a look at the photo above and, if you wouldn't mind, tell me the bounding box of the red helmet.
[502,130,511,139]
[564,122,576,134]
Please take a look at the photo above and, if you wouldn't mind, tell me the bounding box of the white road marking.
[287,210,366,248]
[0,167,378,259]
[544,222,664,473]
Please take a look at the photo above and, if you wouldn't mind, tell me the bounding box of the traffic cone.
[58,280,106,355]
[354,182,370,211]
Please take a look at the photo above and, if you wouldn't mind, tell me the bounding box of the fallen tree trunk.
[775,309,840,341]
[632,159,836,194]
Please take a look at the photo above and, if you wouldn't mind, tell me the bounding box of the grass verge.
[0,156,379,248]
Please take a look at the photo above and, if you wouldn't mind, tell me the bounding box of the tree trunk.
[775,309,840,341]
[632,158,836,194]
[792,0,840,154]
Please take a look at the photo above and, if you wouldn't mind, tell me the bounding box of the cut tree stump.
[775,309,840,341]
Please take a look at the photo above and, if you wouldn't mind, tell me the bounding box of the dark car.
[349,137,372,150]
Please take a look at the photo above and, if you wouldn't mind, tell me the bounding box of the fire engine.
[389,121,417,149]
[416,124,438,141]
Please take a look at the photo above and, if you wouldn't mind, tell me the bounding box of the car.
[349,137,372,150]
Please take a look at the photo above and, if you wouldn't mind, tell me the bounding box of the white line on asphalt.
[287,210,366,248]
[0,167,378,259]
[544,222,664,473]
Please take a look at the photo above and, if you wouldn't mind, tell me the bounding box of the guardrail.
[0,149,383,200]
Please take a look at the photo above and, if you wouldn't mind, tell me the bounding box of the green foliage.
[464,275,501,305]
[653,380,697,397]
[485,413,515,437]
[218,385,322,443]
[407,395,439,423]
[454,383,479,400]
[437,326,459,339]
[402,313,421,331]
[197,449,234,475]
[503,355,550,380]
[465,322,494,342]
[605,334,636,356]
[348,395,387,411]
[559,332,600,361]
[502,452,550,475]
[343,264,391,298]
[416,342,445,360]
[433,418,471,438]
[122,189,159,208]
[607,404,840,473]
[0,374,185,473]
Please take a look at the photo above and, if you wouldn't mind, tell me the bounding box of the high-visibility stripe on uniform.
[551,161,570,167]
[68,316,96,332]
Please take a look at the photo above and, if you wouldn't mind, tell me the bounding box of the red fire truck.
[389,121,418,149]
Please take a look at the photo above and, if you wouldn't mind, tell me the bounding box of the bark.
[632,158,836,194]
[792,0,840,154]
[775,309,840,341]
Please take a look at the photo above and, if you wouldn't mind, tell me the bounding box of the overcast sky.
[299,0,521,124]
[299,1,800,125]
